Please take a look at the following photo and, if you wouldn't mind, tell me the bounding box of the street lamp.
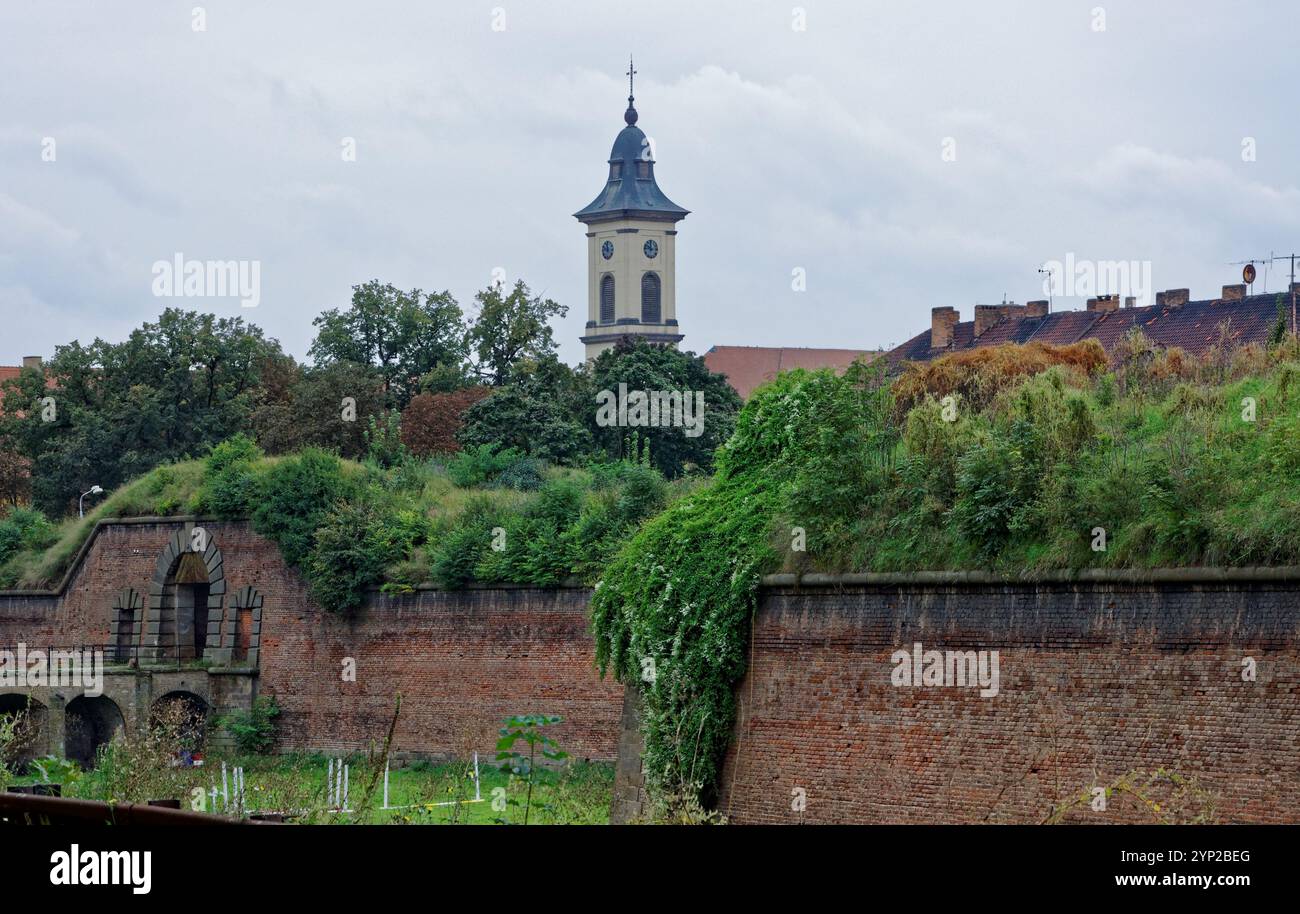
[79,484,104,518]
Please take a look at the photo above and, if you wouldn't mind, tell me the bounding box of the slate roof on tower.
[573,89,689,225]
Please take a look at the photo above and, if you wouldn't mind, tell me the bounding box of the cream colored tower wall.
[584,217,680,364]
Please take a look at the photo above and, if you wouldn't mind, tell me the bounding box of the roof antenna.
[1037,264,1055,312]
[1230,255,1269,295]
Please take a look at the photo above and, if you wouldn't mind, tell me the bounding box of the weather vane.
[627,55,636,100]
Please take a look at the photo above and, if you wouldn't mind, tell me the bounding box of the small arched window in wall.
[641,272,661,324]
[109,587,143,664]
[600,274,615,324]
[226,586,265,666]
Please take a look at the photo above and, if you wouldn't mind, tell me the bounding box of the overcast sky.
[2,1,1298,367]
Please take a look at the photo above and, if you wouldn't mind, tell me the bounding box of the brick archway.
[145,524,226,663]
[64,695,125,767]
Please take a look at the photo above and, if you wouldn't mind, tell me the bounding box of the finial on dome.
[624,55,638,126]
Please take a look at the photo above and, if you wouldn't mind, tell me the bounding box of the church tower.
[575,60,689,361]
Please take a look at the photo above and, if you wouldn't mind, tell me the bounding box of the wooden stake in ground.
[357,692,403,821]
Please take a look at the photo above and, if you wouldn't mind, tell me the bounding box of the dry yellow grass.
[893,339,1107,416]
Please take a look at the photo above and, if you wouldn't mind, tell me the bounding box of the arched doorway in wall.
[147,527,226,662]
[151,691,209,758]
[63,695,124,768]
[0,694,47,771]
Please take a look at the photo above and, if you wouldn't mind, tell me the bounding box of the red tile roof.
[887,291,1297,366]
[703,346,879,399]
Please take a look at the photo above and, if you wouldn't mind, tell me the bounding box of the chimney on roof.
[1087,295,1119,313]
[974,304,1003,337]
[1163,288,1190,308]
[998,302,1025,323]
[930,306,958,349]
[21,356,41,370]
[1026,300,1049,318]
[1124,296,1136,309]
[1222,284,1247,301]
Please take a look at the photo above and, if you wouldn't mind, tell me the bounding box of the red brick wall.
[716,581,1300,824]
[0,521,622,762]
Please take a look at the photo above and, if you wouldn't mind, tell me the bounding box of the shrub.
[307,496,425,613]
[476,480,583,585]
[428,497,498,588]
[251,449,354,567]
[197,434,264,519]
[400,387,491,457]
[364,410,407,469]
[447,443,523,488]
[496,457,546,491]
[219,696,281,755]
[205,433,263,473]
[0,508,58,568]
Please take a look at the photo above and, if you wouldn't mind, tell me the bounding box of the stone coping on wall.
[9,514,1300,599]
[762,566,1300,587]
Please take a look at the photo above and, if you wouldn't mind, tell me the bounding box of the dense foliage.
[593,333,1300,809]
[587,338,743,477]
[589,365,872,804]
[309,280,467,409]
[0,507,59,569]
[0,309,280,516]
[400,387,491,456]
[250,449,357,569]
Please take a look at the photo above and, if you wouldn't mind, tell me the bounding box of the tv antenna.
[1229,256,1269,294]
[1232,252,1299,337]
[1037,264,1055,311]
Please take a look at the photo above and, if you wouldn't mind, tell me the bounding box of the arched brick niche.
[226,585,263,667]
[107,587,143,663]
[145,524,226,663]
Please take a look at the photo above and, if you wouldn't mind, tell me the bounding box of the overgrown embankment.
[592,333,1300,809]
[0,434,688,611]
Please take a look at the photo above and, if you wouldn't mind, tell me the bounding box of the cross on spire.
[623,56,639,126]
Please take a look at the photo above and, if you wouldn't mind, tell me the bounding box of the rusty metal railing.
[0,791,274,825]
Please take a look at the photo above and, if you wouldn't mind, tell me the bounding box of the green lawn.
[12,753,614,825]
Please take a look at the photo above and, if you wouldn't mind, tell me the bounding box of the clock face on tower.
[643,239,659,259]
[601,240,614,260]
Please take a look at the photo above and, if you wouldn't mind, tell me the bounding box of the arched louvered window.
[600,274,615,324]
[641,272,661,324]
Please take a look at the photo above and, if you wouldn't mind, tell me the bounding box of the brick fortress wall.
[0,520,622,762]
[712,575,1300,824]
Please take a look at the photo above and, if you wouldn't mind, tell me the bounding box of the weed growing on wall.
[218,696,282,755]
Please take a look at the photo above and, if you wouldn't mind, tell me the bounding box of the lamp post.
[79,485,103,518]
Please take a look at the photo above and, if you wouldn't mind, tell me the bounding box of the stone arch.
[151,690,209,755]
[0,693,47,770]
[64,695,124,768]
[226,585,264,666]
[108,587,143,663]
[146,524,226,662]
